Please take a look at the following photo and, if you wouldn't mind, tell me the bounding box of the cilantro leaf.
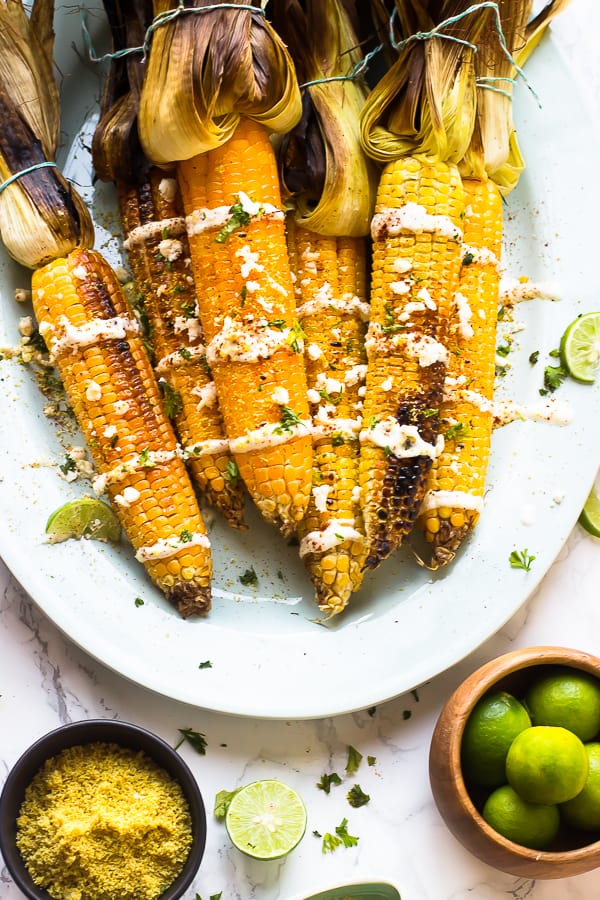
[316,772,342,794]
[239,567,258,586]
[336,817,359,848]
[509,548,535,572]
[214,787,242,820]
[347,784,370,808]
[345,745,363,776]
[198,660,212,669]
[542,363,568,394]
[215,202,251,243]
[176,728,207,755]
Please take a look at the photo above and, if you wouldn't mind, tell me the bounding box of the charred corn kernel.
[287,219,369,616]
[32,248,212,617]
[359,157,464,569]
[418,178,502,566]
[178,117,312,537]
[118,166,246,529]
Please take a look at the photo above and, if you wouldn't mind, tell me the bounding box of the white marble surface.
[1,1,600,898]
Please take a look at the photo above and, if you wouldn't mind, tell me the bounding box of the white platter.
[0,7,598,719]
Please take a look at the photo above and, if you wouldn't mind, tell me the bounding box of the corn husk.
[272,0,378,237]
[0,0,94,269]
[359,0,490,165]
[139,0,302,164]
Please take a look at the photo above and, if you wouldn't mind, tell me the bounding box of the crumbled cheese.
[158,238,183,262]
[114,486,141,508]
[381,376,394,391]
[71,265,88,281]
[371,202,463,242]
[403,333,449,367]
[390,280,410,296]
[360,417,443,459]
[454,291,474,339]
[158,177,177,202]
[344,364,367,386]
[236,245,264,280]
[114,400,130,416]
[393,258,412,274]
[192,382,217,410]
[312,484,330,513]
[307,342,323,361]
[207,316,300,364]
[18,316,34,337]
[272,386,289,405]
[307,388,321,404]
[103,425,117,439]
[173,315,202,342]
[86,380,102,402]
[416,287,436,309]
[245,280,261,292]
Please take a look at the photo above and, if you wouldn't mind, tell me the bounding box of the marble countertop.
[1,1,599,898]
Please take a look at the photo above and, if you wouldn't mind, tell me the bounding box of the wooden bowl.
[429,646,600,879]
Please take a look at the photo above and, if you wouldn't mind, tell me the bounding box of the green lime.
[461,691,531,787]
[45,497,121,545]
[525,667,600,741]
[225,780,307,860]
[506,726,588,805]
[579,488,600,538]
[559,312,600,383]
[561,743,600,830]
[483,784,560,850]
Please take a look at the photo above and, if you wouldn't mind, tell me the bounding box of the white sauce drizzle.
[299,521,364,558]
[462,244,501,270]
[371,202,463,242]
[499,277,560,304]
[360,418,443,459]
[230,420,311,454]
[186,195,284,237]
[155,344,207,374]
[93,449,180,495]
[312,484,330,513]
[420,490,484,513]
[123,217,186,250]
[297,292,370,322]
[183,438,230,459]
[135,531,210,562]
[206,316,298,364]
[454,291,474,340]
[41,315,140,361]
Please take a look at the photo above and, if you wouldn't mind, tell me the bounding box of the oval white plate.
[0,11,598,719]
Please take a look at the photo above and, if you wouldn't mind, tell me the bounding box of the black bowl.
[0,719,207,900]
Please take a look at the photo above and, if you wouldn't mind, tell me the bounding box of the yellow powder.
[16,741,193,900]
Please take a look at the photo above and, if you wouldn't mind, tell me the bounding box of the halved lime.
[559,312,600,383]
[225,779,307,860]
[45,497,121,545]
[579,487,600,538]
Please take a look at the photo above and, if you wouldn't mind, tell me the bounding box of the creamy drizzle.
[420,490,484,513]
[123,217,186,250]
[41,315,140,361]
[230,420,311,454]
[297,293,370,322]
[155,344,206,374]
[299,521,364,558]
[135,531,210,562]
[360,418,443,459]
[371,202,463,242]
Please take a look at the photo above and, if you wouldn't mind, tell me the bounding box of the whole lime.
[561,743,600,831]
[506,725,588,805]
[483,784,560,850]
[525,668,600,741]
[461,690,531,787]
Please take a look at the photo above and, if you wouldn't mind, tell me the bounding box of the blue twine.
[300,42,384,90]
[389,1,540,107]
[0,161,57,195]
[82,2,267,64]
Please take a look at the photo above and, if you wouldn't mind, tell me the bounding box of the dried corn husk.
[459,0,572,194]
[359,0,491,165]
[272,0,378,237]
[0,0,94,269]
[139,0,302,164]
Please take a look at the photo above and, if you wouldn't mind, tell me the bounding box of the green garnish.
[239,567,258,586]
[316,772,342,794]
[445,421,470,442]
[179,529,193,543]
[274,406,303,434]
[176,728,207,755]
[198,660,212,669]
[541,363,568,395]
[213,787,242,820]
[345,745,363,776]
[215,202,252,243]
[529,350,540,365]
[347,784,370,808]
[321,818,359,853]
[160,380,183,419]
[225,459,239,486]
[509,548,535,572]
[134,596,144,608]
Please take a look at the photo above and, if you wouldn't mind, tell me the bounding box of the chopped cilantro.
[215,202,252,243]
[267,318,286,330]
[367,755,376,766]
[138,448,152,467]
[176,728,207,755]
[239,567,258,586]
[321,818,359,853]
[134,596,144,607]
[181,299,196,318]
[347,784,370,808]
[180,529,193,543]
[509,548,535,572]
[225,459,239,486]
[214,787,242,819]
[179,346,192,361]
[542,363,568,394]
[316,772,342,794]
[59,454,76,476]
[287,320,306,353]
[445,421,470,442]
[331,433,345,447]
[496,343,511,357]
[462,251,475,266]
[274,406,302,434]
[160,380,183,419]
[198,660,212,669]
[529,350,540,365]
[345,745,363,776]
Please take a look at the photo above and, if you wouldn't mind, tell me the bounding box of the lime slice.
[45,497,121,545]
[225,780,307,860]
[559,312,600,383]
[579,487,600,538]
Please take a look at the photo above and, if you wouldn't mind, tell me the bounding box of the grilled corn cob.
[287,219,369,615]
[32,249,212,615]
[118,168,246,528]
[417,177,502,564]
[177,117,312,536]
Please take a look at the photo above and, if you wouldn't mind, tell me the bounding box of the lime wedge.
[225,780,307,860]
[45,497,121,545]
[579,488,600,538]
[559,312,600,383]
